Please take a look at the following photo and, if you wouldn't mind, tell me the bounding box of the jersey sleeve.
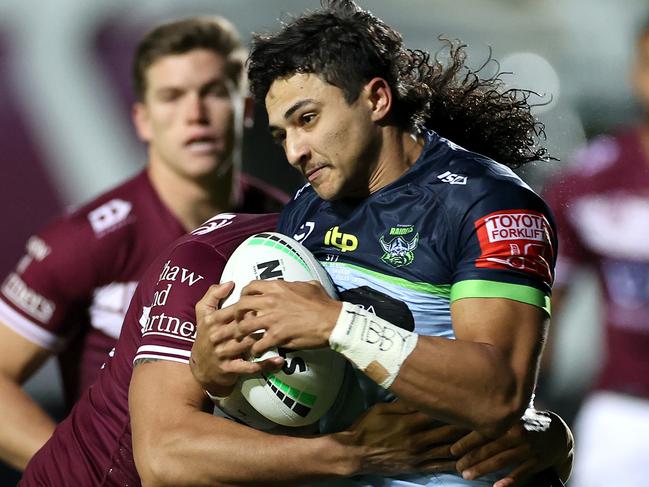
[134,241,226,365]
[0,216,101,351]
[450,182,557,315]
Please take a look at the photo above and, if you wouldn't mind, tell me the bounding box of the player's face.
[633,33,649,114]
[134,49,238,181]
[266,73,380,201]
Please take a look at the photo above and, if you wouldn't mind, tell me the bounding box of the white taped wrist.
[329,302,418,389]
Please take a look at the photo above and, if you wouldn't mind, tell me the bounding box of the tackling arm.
[130,358,450,487]
[130,359,352,487]
[0,322,56,470]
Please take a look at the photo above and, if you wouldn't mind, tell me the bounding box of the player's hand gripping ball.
[218,232,345,428]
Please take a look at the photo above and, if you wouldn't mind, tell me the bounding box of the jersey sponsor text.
[484,212,546,242]
[158,260,205,287]
[1,273,55,322]
[140,311,197,342]
[475,210,553,283]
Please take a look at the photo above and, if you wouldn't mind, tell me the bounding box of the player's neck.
[367,127,425,194]
[147,159,234,232]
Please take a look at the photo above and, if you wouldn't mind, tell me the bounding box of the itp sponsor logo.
[324,226,358,252]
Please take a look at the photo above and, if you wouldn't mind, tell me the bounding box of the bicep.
[450,297,548,383]
[129,360,207,464]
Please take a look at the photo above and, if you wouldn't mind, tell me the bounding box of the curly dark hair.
[248,0,550,168]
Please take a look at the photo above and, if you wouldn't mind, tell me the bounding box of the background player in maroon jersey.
[0,16,286,472]
[541,17,649,487]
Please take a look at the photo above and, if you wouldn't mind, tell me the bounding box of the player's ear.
[132,102,153,142]
[364,77,392,123]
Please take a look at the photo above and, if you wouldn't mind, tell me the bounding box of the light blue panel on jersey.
[322,261,455,339]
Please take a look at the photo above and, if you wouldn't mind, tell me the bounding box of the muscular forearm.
[0,375,56,470]
[135,407,356,487]
[131,361,361,487]
[390,336,527,436]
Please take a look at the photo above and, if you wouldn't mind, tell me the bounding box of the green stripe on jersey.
[450,280,551,315]
[323,262,451,298]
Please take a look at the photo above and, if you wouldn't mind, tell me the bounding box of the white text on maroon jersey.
[1,273,55,322]
[157,260,204,287]
[141,310,196,341]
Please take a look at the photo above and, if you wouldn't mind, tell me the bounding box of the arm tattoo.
[133,357,162,367]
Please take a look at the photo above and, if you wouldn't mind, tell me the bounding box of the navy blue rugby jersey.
[280,131,558,486]
[277,130,557,341]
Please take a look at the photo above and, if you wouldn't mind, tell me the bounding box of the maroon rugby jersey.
[544,127,649,398]
[0,170,286,407]
[20,213,278,487]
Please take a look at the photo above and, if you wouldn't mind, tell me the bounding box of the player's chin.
[184,157,231,180]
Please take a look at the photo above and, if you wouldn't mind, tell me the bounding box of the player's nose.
[186,92,209,124]
[284,131,310,168]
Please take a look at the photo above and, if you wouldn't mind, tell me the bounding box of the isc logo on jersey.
[475,210,554,283]
[218,232,345,429]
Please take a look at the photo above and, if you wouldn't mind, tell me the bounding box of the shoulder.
[277,183,321,233]
[285,183,317,207]
[422,137,548,217]
[30,173,150,262]
[47,171,151,241]
[133,212,279,304]
[281,183,318,214]
[184,212,279,260]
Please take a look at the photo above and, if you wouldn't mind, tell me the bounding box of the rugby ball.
[218,232,345,428]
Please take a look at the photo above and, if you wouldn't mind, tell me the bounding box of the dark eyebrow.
[268,99,316,133]
[284,99,316,120]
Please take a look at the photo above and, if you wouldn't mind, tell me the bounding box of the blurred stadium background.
[0,0,645,483]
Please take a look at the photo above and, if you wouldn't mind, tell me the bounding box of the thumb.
[257,356,285,374]
[195,282,235,320]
